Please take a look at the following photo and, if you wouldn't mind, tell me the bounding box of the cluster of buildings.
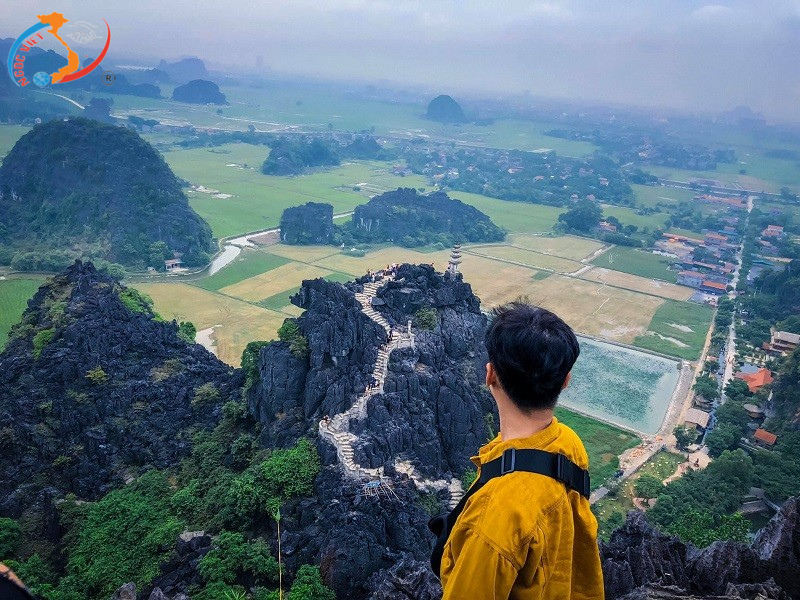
[656,226,741,295]
[762,328,800,357]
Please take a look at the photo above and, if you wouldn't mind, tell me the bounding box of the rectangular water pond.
[559,336,681,435]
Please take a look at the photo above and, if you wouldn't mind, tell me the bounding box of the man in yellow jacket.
[439,303,605,599]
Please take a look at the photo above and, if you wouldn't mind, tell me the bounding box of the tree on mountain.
[557,199,603,233]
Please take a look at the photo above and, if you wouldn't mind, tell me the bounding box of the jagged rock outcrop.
[602,498,800,599]
[247,264,495,596]
[149,532,212,597]
[0,261,242,514]
[280,202,335,244]
[366,555,442,600]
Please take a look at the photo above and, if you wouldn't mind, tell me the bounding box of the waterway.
[560,336,681,435]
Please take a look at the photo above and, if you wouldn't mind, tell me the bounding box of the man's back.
[439,418,604,599]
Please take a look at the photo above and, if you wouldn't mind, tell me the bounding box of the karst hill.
[0,118,214,271]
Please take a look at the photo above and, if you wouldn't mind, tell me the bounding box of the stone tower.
[447,244,462,274]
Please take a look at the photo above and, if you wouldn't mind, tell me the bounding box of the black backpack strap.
[428,449,590,579]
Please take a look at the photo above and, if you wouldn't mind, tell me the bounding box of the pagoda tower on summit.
[447,244,462,274]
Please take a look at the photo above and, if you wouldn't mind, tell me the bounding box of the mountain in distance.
[280,202,335,244]
[426,94,467,123]
[172,79,227,104]
[0,118,214,271]
[157,57,209,82]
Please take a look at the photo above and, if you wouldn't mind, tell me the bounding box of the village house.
[677,271,705,288]
[763,329,800,356]
[753,428,778,449]
[164,259,183,272]
[699,280,727,295]
[736,367,774,393]
[762,225,785,238]
[684,408,711,432]
[598,220,618,233]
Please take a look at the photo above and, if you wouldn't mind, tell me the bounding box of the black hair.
[484,302,580,412]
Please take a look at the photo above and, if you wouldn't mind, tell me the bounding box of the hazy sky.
[3,1,800,121]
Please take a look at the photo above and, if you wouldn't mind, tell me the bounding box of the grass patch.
[257,289,297,312]
[532,270,551,281]
[0,278,44,349]
[195,251,290,291]
[590,246,677,280]
[632,184,695,209]
[555,407,640,489]
[446,191,563,233]
[600,204,671,231]
[633,299,713,360]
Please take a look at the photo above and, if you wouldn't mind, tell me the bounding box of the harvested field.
[220,263,333,302]
[465,245,583,273]
[506,234,605,261]
[580,267,694,301]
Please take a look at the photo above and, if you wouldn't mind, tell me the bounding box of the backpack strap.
[428,448,590,579]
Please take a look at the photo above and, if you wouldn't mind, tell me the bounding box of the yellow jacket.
[440,417,604,600]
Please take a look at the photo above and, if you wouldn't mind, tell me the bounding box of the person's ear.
[486,362,496,388]
[562,371,572,390]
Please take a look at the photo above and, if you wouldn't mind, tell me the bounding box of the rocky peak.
[0,261,241,513]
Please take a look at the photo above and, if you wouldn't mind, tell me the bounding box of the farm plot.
[580,267,693,301]
[219,263,333,302]
[633,299,713,360]
[523,275,664,343]
[0,278,44,349]
[134,282,288,366]
[590,246,678,281]
[465,245,583,274]
[506,234,605,261]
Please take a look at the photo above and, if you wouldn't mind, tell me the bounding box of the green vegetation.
[0,517,21,559]
[196,252,291,291]
[198,531,279,586]
[337,188,505,248]
[85,367,109,385]
[258,289,300,312]
[178,320,197,343]
[32,328,55,359]
[262,137,340,175]
[591,247,677,281]
[241,341,271,391]
[413,306,438,330]
[285,565,335,600]
[634,474,665,499]
[119,288,156,315]
[648,450,755,546]
[0,278,43,350]
[228,438,320,523]
[61,471,184,599]
[554,407,640,488]
[277,319,309,359]
[193,382,221,406]
[591,450,684,540]
[633,299,713,359]
[557,199,602,233]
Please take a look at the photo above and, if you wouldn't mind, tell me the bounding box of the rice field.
[632,184,696,209]
[633,299,713,360]
[518,274,665,343]
[194,250,290,291]
[133,282,288,366]
[219,262,334,302]
[561,336,681,434]
[555,407,640,489]
[579,267,693,301]
[465,245,583,273]
[506,234,605,261]
[0,278,43,350]
[600,205,671,231]
[590,246,678,281]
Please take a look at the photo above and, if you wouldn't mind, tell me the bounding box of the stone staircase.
[395,460,465,510]
[319,275,464,508]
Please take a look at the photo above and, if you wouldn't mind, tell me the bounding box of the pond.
[559,336,681,435]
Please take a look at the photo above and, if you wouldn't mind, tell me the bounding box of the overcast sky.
[3,1,800,121]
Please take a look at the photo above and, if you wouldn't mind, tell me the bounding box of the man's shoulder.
[552,420,590,469]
